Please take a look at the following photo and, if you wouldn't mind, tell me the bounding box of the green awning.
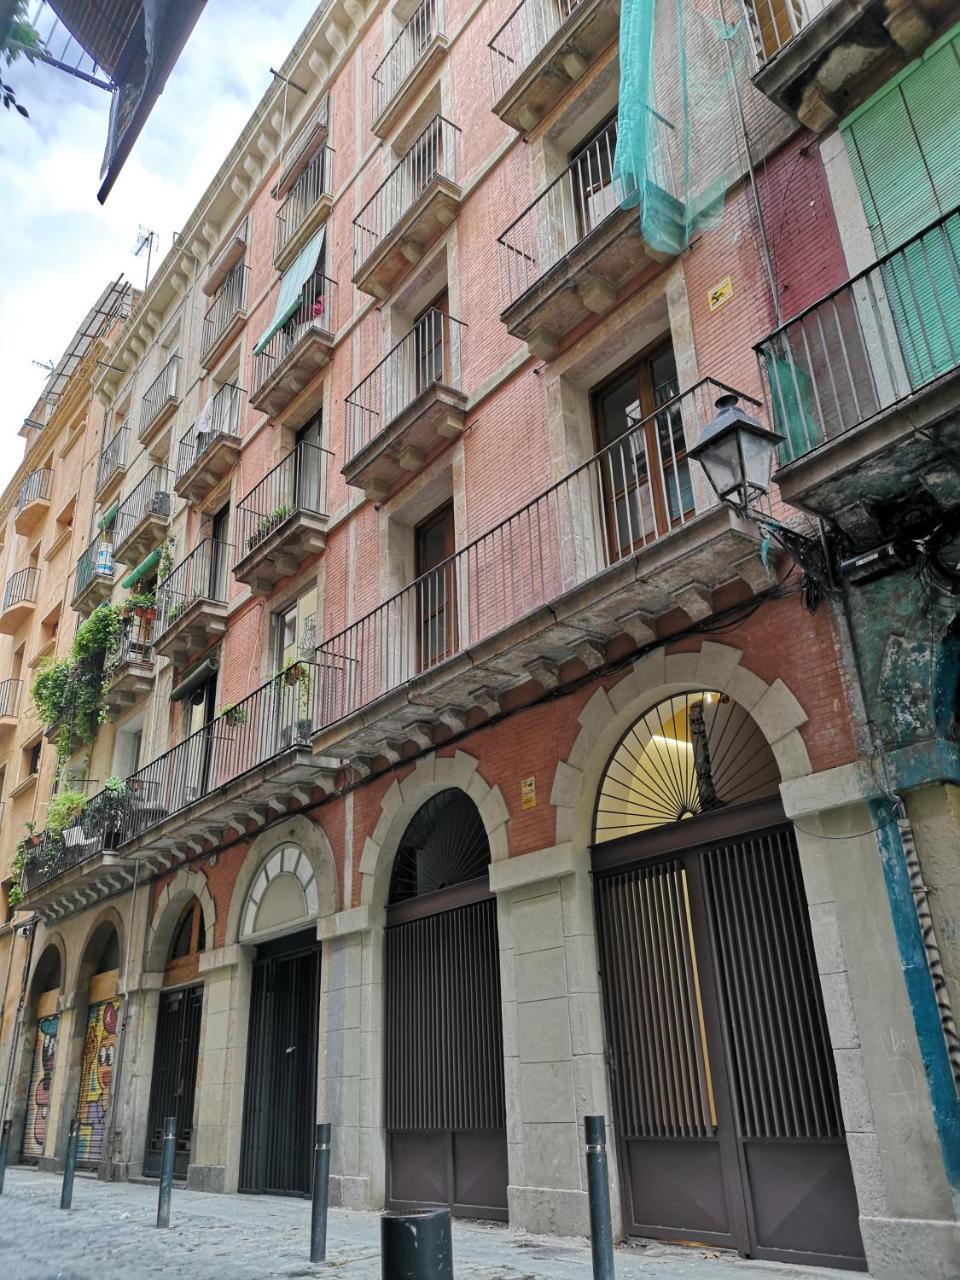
[121,546,161,588]
[253,226,326,356]
[98,501,119,531]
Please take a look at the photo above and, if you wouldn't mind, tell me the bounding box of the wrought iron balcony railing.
[114,467,171,547]
[139,355,181,438]
[96,426,129,493]
[16,468,53,512]
[106,613,154,676]
[353,115,460,273]
[155,539,232,640]
[489,0,583,101]
[345,309,465,461]
[317,379,735,726]
[373,0,444,122]
[73,535,114,602]
[756,206,960,465]
[0,678,23,718]
[21,785,124,896]
[744,0,826,64]
[117,661,322,845]
[275,145,335,261]
[235,442,331,562]
[2,566,39,613]
[175,383,245,484]
[277,94,330,188]
[252,273,338,395]
[202,263,248,359]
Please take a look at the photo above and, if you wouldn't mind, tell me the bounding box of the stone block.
[833,1046,875,1133]
[772,728,812,781]
[186,1163,226,1193]
[808,901,847,976]
[479,784,510,833]
[577,687,614,738]
[752,677,808,744]
[563,931,601,994]
[451,750,479,789]
[550,760,583,809]
[490,843,577,893]
[725,663,767,712]
[609,670,642,714]
[511,893,565,956]
[696,640,742,691]
[517,996,573,1063]
[568,991,605,1056]
[520,1060,576,1123]
[560,867,596,938]
[633,646,666,690]
[818,969,860,1048]
[521,1122,582,1190]
[516,947,568,1003]
[844,1130,888,1217]
[507,1185,591,1237]
[664,650,701,685]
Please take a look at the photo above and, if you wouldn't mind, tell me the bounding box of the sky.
[0,0,320,491]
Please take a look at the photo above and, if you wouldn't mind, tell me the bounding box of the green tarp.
[253,226,326,356]
[121,546,161,588]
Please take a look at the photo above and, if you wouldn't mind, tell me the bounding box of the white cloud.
[0,0,319,489]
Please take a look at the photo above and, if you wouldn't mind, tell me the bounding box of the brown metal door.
[595,822,865,1269]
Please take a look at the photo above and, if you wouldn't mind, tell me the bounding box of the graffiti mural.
[21,1014,59,1160]
[76,998,120,1163]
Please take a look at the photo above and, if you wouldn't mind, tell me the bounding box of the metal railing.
[155,539,232,639]
[252,273,338,395]
[2,566,39,613]
[743,0,827,64]
[202,263,249,359]
[118,661,323,845]
[96,426,128,493]
[346,309,465,461]
[279,94,330,185]
[114,467,171,548]
[756,207,960,465]
[353,115,460,273]
[16,468,53,512]
[316,379,738,727]
[139,355,181,437]
[21,786,124,895]
[235,442,331,563]
[106,614,153,676]
[497,114,676,308]
[0,678,23,718]
[73,535,114,602]
[489,0,584,101]
[373,0,444,122]
[175,382,245,484]
[275,145,335,261]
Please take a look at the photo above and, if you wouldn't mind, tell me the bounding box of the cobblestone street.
[0,1168,851,1280]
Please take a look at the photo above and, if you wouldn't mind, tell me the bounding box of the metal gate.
[239,931,320,1196]
[143,985,203,1178]
[21,1014,59,1161]
[76,997,121,1167]
[595,816,865,1269]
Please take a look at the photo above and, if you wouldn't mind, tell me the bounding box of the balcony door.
[210,504,229,600]
[294,415,322,513]
[415,503,457,673]
[414,292,448,396]
[571,114,618,242]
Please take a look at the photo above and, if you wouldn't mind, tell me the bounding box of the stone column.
[109,973,162,1179]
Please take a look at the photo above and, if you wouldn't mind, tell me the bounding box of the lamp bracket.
[756,515,837,610]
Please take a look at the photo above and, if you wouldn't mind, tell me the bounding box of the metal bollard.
[310,1122,331,1263]
[60,1117,80,1210]
[585,1115,616,1280]
[0,1119,10,1195]
[156,1115,176,1228]
[381,1208,453,1280]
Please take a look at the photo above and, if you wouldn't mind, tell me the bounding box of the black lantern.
[689,394,783,514]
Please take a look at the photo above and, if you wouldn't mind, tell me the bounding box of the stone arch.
[225,813,338,947]
[551,640,811,852]
[144,867,216,973]
[27,934,66,1007]
[69,905,126,1002]
[358,751,510,910]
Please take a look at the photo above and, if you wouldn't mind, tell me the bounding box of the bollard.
[585,1115,616,1280]
[156,1115,176,1228]
[60,1117,80,1210]
[310,1122,331,1263]
[0,1119,10,1195]
[381,1208,453,1280]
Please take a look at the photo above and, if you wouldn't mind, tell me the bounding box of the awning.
[253,226,325,356]
[171,656,219,703]
[98,501,119,531]
[121,546,161,588]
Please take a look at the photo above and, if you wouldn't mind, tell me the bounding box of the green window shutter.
[253,227,326,357]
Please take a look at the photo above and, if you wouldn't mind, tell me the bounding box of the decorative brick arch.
[144,866,216,973]
[551,640,811,850]
[358,751,510,909]
[225,813,338,946]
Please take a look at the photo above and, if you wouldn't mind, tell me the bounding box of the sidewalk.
[0,1167,850,1280]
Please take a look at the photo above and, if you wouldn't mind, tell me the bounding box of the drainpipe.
[105,859,141,1180]
[0,916,37,1135]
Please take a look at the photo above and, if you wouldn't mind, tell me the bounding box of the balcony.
[372,0,449,139]
[0,678,23,732]
[95,426,129,502]
[138,356,181,459]
[153,540,231,665]
[497,116,682,358]
[745,0,957,131]
[14,469,53,536]
[104,616,154,715]
[312,379,765,763]
[174,383,244,505]
[113,467,171,566]
[343,309,467,500]
[489,0,621,134]
[274,95,330,202]
[275,144,335,271]
[201,263,248,370]
[234,442,331,595]
[72,535,115,614]
[0,567,39,634]
[114,661,334,856]
[755,207,960,542]
[353,116,461,301]
[250,273,337,419]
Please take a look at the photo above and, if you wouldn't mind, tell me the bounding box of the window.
[274,586,318,672]
[570,113,618,240]
[414,291,449,393]
[25,739,42,778]
[112,714,144,780]
[415,503,457,672]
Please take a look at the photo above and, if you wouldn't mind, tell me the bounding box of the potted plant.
[101,776,127,849]
[46,788,88,849]
[129,591,157,622]
[221,703,247,727]
[283,660,306,687]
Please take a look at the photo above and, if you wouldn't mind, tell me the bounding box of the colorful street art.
[22,1014,59,1160]
[76,997,120,1163]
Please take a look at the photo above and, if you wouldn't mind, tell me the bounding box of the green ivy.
[30,603,124,756]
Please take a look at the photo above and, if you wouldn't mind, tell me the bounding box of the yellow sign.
[708,276,733,312]
[521,776,536,810]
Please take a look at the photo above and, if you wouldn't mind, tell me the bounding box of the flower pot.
[135,606,157,621]
[284,664,304,686]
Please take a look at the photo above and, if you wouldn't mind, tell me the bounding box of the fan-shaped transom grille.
[389,789,491,905]
[594,691,781,844]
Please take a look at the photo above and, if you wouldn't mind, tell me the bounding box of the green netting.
[614,0,751,254]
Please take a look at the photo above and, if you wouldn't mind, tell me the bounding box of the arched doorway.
[143,900,205,1178]
[592,691,865,1268]
[21,944,62,1162]
[75,923,121,1168]
[384,788,507,1219]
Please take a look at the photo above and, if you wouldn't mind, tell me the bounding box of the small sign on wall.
[708,276,734,312]
[521,776,536,810]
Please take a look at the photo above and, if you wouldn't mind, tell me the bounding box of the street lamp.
[688,394,783,516]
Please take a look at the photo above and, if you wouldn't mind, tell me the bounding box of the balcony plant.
[31,602,124,756]
[129,591,157,621]
[247,504,293,551]
[47,788,88,849]
[221,703,247,727]
[102,776,127,849]
[158,538,175,582]
[8,822,38,908]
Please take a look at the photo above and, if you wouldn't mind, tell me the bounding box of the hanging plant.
[158,537,175,583]
[30,602,125,756]
[45,789,87,837]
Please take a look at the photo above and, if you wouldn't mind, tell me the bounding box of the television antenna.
[134,226,159,289]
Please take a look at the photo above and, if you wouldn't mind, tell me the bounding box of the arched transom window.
[240,844,318,941]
